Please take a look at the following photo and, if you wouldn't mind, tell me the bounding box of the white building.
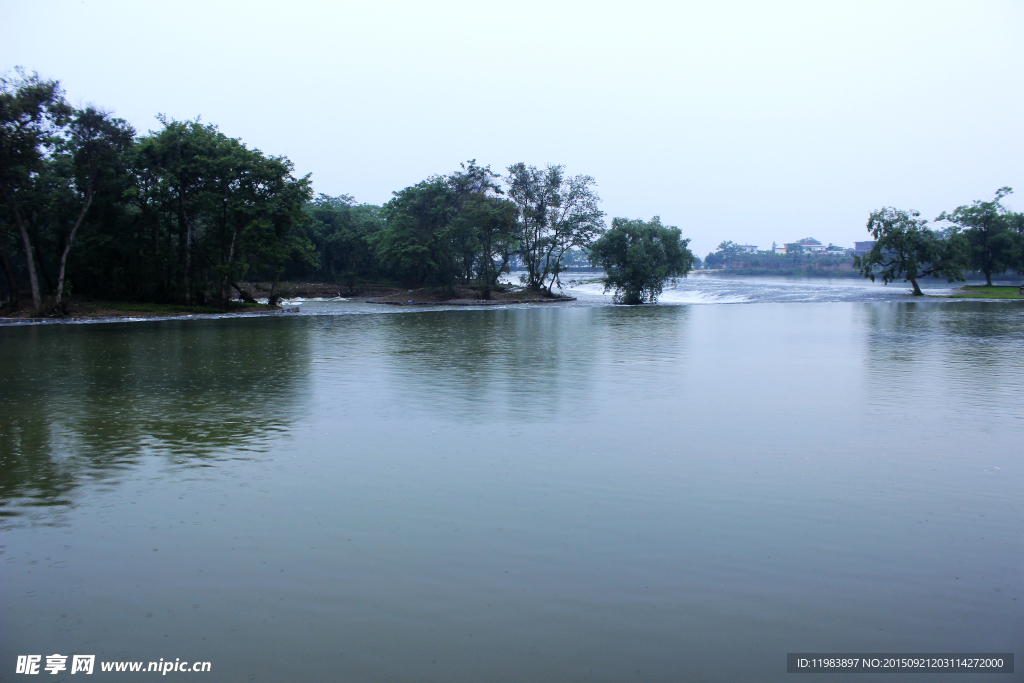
[798,238,826,254]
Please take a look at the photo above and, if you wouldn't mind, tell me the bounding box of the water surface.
[1,283,1021,682]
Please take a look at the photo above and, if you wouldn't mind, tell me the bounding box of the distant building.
[854,241,876,254]
[737,244,758,254]
[772,241,787,255]
[825,244,847,256]
[798,238,827,254]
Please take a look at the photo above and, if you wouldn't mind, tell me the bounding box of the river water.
[1,276,1021,682]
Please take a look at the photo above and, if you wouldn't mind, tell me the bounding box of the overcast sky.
[3,0,1021,258]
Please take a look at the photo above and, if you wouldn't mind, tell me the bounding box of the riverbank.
[0,282,575,323]
[945,285,1024,299]
[369,285,574,305]
[0,298,283,322]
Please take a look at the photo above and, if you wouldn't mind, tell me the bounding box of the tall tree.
[460,192,517,298]
[54,108,135,311]
[135,117,221,304]
[506,163,605,292]
[306,194,384,291]
[854,207,965,295]
[1007,210,1024,273]
[375,161,506,294]
[447,161,514,297]
[376,177,458,289]
[238,160,315,306]
[936,187,1017,286]
[0,69,72,311]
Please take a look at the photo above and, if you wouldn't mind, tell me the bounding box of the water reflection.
[860,301,1024,428]
[372,306,690,420]
[0,318,311,521]
[375,308,598,419]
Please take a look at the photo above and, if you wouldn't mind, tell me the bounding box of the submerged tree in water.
[590,216,694,304]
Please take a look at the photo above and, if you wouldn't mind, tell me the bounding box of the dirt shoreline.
[375,297,576,306]
[0,306,301,326]
[367,285,573,305]
[0,282,576,325]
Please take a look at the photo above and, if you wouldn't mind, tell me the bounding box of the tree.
[223,149,314,306]
[854,207,965,296]
[376,176,459,289]
[704,240,742,269]
[446,161,516,298]
[589,216,694,304]
[459,191,517,298]
[306,194,384,292]
[376,161,513,295]
[936,187,1018,286]
[54,108,135,311]
[135,117,222,304]
[506,163,605,292]
[716,240,741,260]
[784,243,805,264]
[1007,210,1024,273]
[0,69,72,311]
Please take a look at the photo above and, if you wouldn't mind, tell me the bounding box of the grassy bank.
[946,286,1024,299]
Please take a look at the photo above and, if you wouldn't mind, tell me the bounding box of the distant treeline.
[703,246,856,274]
[702,195,1024,288]
[1,70,605,313]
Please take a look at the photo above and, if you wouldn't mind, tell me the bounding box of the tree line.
[1,70,315,312]
[856,189,1023,294]
[3,70,699,312]
[700,192,1024,291]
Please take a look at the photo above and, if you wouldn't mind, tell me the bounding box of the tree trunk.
[481,231,492,300]
[179,190,192,304]
[55,187,94,311]
[231,280,256,303]
[267,272,280,307]
[910,277,923,296]
[183,218,192,304]
[221,221,242,306]
[0,235,18,310]
[2,193,42,312]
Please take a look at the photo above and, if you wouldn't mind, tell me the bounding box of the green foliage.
[0,93,314,309]
[0,68,74,311]
[0,73,623,308]
[305,194,384,288]
[703,241,740,268]
[854,207,966,296]
[376,176,456,288]
[506,163,605,291]
[936,188,1020,286]
[376,161,517,293]
[130,116,314,304]
[590,216,694,304]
